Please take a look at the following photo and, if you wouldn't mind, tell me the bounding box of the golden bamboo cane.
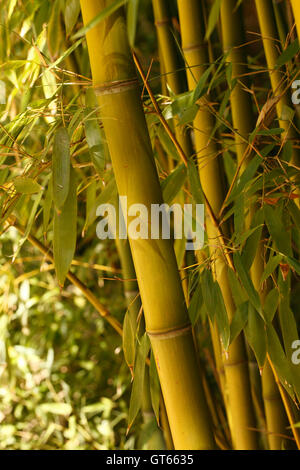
[79,0,215,450]
[290,0,300,40]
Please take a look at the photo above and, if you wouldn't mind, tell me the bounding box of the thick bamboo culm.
[220,0,290,450]
[177,0,258,450]
[151,0,193,158]
[255,0,300,166]
[79,0,215,450]
[290,0,300,39]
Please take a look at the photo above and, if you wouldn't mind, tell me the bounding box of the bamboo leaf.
[47,0,62,56]
[260,254,282,285]
[264,204,292,256]
[128,333,150,429]
[149,351,160,425]
[84,112,106,175]
[205,0,221,40]
[52,127,70,210]
[230,301,248,345]
[233,252,262,317]
[127,0,139,47]
[53,168,77,287]
[64,0,81,36]
[13,177,42,195]
[202,270,230,350]
[191,64,215,103]
[43,177,53,236]
[161,164,186,204]
[266,323,295,399]
[188,281,203,325]
[227,267,247,307]
[244,304,267,368]
[122,309,136,370]
[276,39,299,66]
[263,288,279,322]
[83,179,97,234]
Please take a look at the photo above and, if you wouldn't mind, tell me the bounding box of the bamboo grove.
[0,0,300,451]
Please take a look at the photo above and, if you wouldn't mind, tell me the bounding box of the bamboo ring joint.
[94,79,139,96]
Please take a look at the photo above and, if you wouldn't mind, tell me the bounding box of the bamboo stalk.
[177,0,259,450]
[220,0,255,166]
[79,0,215,450]
[291,0,300,39]
[151,0,193,159]
[255,0,300,166]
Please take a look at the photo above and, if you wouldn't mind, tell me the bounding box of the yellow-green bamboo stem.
[151,0,193,158]
[262,359,290,449]
[291,0,300,40]
[177,0,259,450]
[255,0,300,165]
[220,1,290,449]
[220,0,255,166]
[272,0,288,47]
[79,0,215,450]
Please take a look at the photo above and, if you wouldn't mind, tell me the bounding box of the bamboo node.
[182,44,206,53]
[93,79,139,96]
[147,323,192,340]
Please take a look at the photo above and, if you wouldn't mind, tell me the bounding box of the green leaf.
[84,110,106,175]
[244,304,267,368]
[122,309,136,370]
[43,177,53,236]
[72,0,128,39]
[241,209,264,271]
[230,301,248,344]
[227,267,247,307]
[128,333,150,429]
[47,0,62,56]
[13,177,42,194]
[53,168,77,287]
[205,0,221,40]
[260,254,282,285]
[276,39,299,67]
[52,127,70,210]
[263,288,279,322]
[64,0,81,36]
[149,351,160,425]
[192,64,215,103]
[127,0,139,47]
[161,164,186,204]
[202,270,230,350]
[188,281,203,325]
[266,323,295,399]
[264,204,292,256]
[256,128,285,136]
[286,255,300,275]
[233,252,262,317]
[83,179,97,234]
